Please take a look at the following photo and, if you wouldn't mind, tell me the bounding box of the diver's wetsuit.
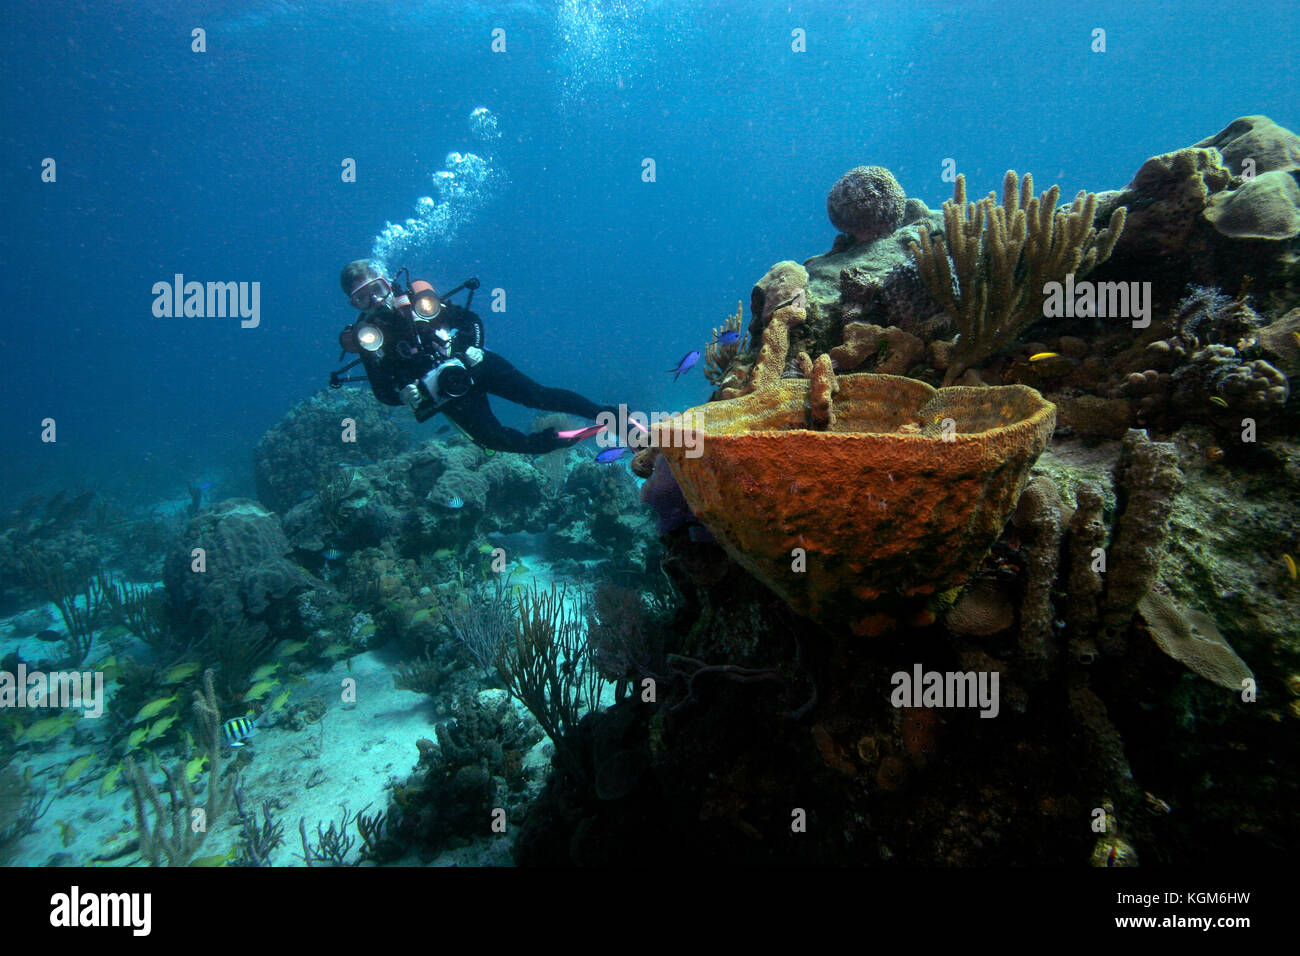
[358,302,611,454]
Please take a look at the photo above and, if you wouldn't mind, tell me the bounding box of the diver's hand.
[400,383,423,408]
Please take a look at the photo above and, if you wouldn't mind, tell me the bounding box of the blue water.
[2,0,1296,503]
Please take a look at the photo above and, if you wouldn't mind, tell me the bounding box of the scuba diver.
[331,260,618,454]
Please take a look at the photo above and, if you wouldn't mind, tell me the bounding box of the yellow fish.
[321,643,350,660]
[244,678,280,701]
[160,661,201,685]
[190,849,237,867]
[132,695,178,724]
[145,714,180,742]
[278,640,308,657]
[97,656,121,683]
[432,548,455,560]
[125,726,149,751]
[1284,554,1298,581]
[98,764,124,797]
[55,820,77,847]
[1292,331,1300,349]
[60,754,94,786]
[19,713,77,744]
[184,755,208,784]
[1029,352,1061,362]
[249,662,280,683]
[477,543,496,555]
[269,688,292,712]
[1209,396,1229,408]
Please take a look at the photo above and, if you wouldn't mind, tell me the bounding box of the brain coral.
[827,166,907,244]
[652,373,1056,635]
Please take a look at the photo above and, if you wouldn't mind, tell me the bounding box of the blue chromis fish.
[667,350,702,381]
[712,330,742,346]
[222,715,258,748]
[596,447,630,464]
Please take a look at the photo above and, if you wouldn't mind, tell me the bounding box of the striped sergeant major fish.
[221,715,259,748]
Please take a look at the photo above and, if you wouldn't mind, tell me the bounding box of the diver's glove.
[400,383,423,409]
[463,346,484,367]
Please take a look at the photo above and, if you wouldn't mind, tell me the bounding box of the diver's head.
[341,260,391,314]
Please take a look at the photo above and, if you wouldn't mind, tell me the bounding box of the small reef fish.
[1293,331,1300,349]
[477,543,496,555]
[712,330,742,346]
[557,423,605,441]
[125,726,149,751]
[596,447,630,463]
[244,678,280,701]
[1284,553,1298,581]
[667,350,702,381]
[159,661,201,685]
[145,714,180,742]
[278,640,308,657]
[55,820,77,847]
[432,548,455,560]
[445,495,465,509]
[269,688,292,712]
[60,754,94,786]
[1209,395,1229,408]
[132,695,178,724]
[33,628,63,642]
[322,548,343,561]
[18,713,78,744]
[190,848,238,867]
[320,643,350,660]
[1029,352,1061,362]
[249,662,280,683]
[98,763,123,797]
[222,716,258,748]
[184,755,208,783]
[97,656,122,684]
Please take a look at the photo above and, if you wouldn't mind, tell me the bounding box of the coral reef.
[827,165,907,244]
[1100,430,1184,627]
[721,261,809,398]
[1136,589,1255,691]
[653,373,1056,634]
[253,389,410,514]
[909,171,1127,384]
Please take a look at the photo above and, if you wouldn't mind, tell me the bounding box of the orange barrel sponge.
[652,373,1056,636]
